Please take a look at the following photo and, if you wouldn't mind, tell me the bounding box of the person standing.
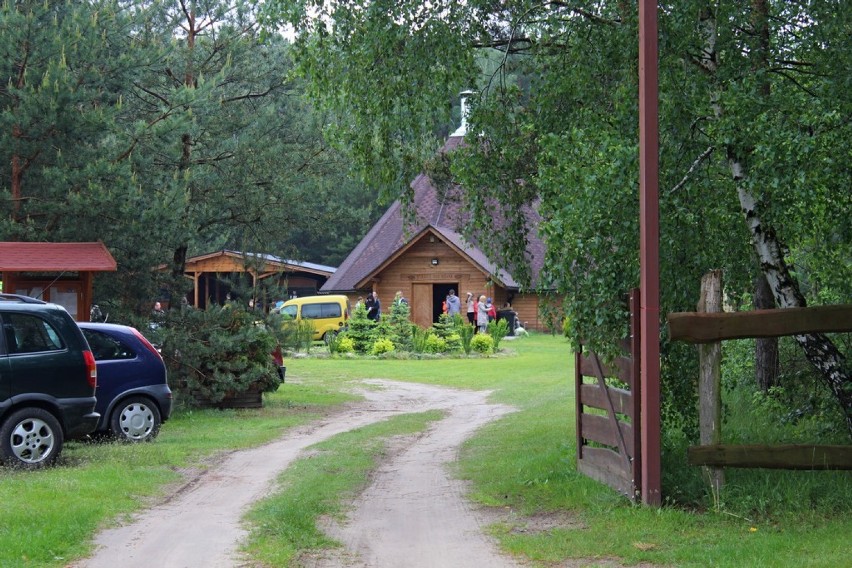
[367,291,381,321]
[466,292,476,325]
[446,289,461,316]
[476,294,489,333]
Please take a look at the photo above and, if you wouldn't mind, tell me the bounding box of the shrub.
[445,333,463,353]
[411,326,431,353]
[371,337,395,356]
[458,323,475,354]
[330,334,355,354]
[387,299,413,351]
[158,306,282,406]
[471,333,494,354]
[424,333,448,354]
[346,302,379,353]
[487,319,509,351]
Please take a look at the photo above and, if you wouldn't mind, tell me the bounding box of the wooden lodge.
[321,135,554,330]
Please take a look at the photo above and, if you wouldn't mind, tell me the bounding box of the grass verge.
[0,380,354,567]
[243,410,443,566]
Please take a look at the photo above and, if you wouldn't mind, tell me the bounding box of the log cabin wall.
[511,293,542,330]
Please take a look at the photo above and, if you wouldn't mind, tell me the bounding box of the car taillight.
[132,328,164,361]
[83,350,97,388]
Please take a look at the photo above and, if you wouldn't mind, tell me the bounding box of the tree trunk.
[696,3,852,437]
[754,274,779,391]
[737,181,852,436]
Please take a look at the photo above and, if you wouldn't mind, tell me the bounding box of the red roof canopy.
[0,242,117,272]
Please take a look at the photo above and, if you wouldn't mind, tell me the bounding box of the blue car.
[78,322,172,442]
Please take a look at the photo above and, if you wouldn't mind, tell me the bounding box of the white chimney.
[451,90,475,137]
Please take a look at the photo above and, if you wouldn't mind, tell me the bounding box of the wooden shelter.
[321,135,555,330]
[0,241,117,321]
[177,250,336,309]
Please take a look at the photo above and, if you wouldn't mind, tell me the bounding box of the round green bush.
[371,337,395,355]
[336,336,355,353]
[424,333,448,354]
[471,333,494,354]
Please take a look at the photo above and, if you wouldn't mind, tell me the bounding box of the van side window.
[321,303,342,318]
[280,306,297,319]
[4,313,65,354]
[301,304,323,319]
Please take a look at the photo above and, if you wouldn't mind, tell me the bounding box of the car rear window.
[3,313,65,354]
[82,329,136,360]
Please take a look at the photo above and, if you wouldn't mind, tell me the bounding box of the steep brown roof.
[0,242,117,272]
[321,136,546,292]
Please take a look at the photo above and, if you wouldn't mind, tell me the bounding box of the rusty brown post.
[639,0,662,506]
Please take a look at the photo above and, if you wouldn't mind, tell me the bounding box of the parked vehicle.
[78,322,172,442]
[0,294,99,468]
[277,295,350,342]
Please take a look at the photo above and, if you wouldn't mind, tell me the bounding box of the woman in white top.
[476,295,489,333]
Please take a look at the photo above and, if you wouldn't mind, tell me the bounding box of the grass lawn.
[0,333,848,567]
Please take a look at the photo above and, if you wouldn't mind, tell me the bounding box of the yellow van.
[278,295,350,341]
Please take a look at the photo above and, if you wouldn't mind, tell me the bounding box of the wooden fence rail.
[668,280,851,476]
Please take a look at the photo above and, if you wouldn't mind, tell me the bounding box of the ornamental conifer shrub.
[158,305,282,406]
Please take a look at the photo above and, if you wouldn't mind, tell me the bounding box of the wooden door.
[411,284,432,328]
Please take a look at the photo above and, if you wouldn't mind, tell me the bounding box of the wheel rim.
[10,418,56,464]
[118,403,155,440]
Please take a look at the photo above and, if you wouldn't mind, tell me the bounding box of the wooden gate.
[575,289,642,499]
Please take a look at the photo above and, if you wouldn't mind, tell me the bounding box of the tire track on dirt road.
[70,380,519,568]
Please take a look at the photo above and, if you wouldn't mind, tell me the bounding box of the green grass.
[0,381,354,567]
[282,334,852,567]
[243,410,443,566]
[1,333,849,567]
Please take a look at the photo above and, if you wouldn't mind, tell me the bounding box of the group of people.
[355,291,383,321]
[442,289,498,333]
[359,289,509,334]
[464,291,498,333]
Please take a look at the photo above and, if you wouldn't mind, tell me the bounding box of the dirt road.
[71,380,522,568]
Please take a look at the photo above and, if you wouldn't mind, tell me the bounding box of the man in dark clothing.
[366,291,381,321]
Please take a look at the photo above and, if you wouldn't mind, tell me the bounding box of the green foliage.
[424,334,448,354]
[158,306,282,406]
[340,303,378,354]
[267,0,852,436]
[334,336,355,354]
[386,299,414,351]
[470,333,494,354]
[370,337,395,356]
[458,323,475,355]
[410,326,431,354]
[487,319,509,351]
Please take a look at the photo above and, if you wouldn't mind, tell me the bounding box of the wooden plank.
[578,447,635,497]
[668,304,852,344]
[579,414,635,456]
[579,384,634,418]
[687,444,852,470]
[578,354,633,385]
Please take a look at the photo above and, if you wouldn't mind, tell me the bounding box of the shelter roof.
[0,242,117,272]
[182,250,336,276]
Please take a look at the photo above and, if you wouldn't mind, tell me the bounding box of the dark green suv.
[0,294,99,468]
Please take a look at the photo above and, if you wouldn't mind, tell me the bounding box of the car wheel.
[0,408,64,469]
[323,330,337,345]
[110,397,161,442]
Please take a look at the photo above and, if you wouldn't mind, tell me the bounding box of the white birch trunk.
[697,6,852,436]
